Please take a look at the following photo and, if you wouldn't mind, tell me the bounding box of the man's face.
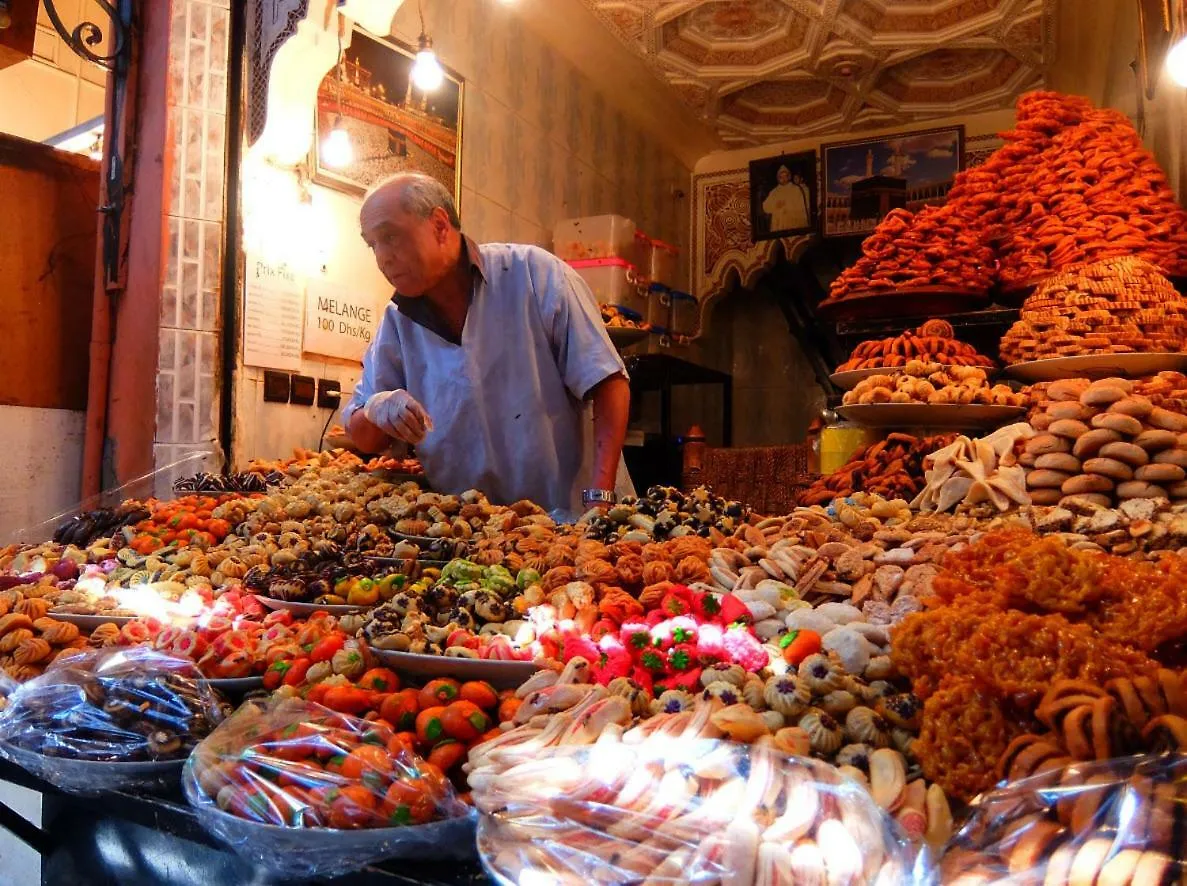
[360,191,453,296]
[777,168,790,184]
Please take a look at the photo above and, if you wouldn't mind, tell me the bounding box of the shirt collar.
[392,233,483,344]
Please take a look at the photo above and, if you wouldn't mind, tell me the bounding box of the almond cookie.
[1136,463,1187,484]
[1169,481,1187,498]
[1081,384,1130,408]
[1035,453,1082,473]
[1048,419,1091,440]
[1062,474,1116,495]
[1073,428,1123,459]
[1108,396,1155,418]
[1134,429,1178,451]
[1082,458,1134,481]
[1117,481,1169,500]
[1098,441,1150,467]
[1047,402,1093,421]
[1091,413,1144,436]
[1154,448,1187,468]
[1018,451,1038,467]
[1026,433,1071,456]
[1027,469,1073,489]
[1147,407,1187,432]
[1030,412,1053,432]
[1049,378,1090,401]
[1028,488,1064,505]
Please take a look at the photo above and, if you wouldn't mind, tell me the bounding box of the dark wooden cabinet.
[0,0,39,71]
[0,132,98,410]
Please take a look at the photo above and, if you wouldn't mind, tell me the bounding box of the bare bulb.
[1168,36,1187,88]
[411,48,444,91]
[322,126,353,168]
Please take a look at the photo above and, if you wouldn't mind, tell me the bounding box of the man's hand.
[362,390,434,444]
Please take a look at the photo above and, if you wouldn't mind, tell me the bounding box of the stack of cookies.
[1000,257,1187,364]
[1020,376,1187,507]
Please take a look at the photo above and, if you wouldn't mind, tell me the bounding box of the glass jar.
[819,412,876,475]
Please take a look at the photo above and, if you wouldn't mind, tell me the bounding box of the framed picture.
[820,125,964,238]
[748,150,817,241]
[311,26,464,201]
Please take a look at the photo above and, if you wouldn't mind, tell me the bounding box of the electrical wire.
[318,407,337,453]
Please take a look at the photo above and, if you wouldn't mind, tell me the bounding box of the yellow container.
[820,424,877,475]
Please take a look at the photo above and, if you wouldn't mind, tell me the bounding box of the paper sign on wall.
[303,278,376,362]
[243,256,304,371]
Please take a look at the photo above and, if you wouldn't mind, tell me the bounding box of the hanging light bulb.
[322,116,354,168]
[411,32,444,91]
[1168,35,1187,87]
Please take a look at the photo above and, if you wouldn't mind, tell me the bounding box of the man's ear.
[432,207,453,242]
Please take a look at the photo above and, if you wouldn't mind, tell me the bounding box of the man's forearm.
[347,409,391,454]
[590,374,630,491]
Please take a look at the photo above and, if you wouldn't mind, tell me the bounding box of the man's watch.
[582,489,617,507]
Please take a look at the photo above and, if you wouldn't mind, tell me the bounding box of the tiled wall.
[155,0,230,493]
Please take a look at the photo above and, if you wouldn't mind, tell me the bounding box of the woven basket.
[683,444,811,517]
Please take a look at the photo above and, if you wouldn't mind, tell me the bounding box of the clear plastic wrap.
[0,646,228,794]
[928,754,1187,885]
[471,733,915,885]
[183,697,474,879]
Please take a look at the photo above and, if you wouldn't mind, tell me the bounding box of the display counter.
[0,759,489,886]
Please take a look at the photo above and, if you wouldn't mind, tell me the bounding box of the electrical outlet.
[317,379,342,409]
[263,371,291,403]
[291,375,316,406]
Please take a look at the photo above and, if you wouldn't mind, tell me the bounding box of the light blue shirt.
[343,240,629,514]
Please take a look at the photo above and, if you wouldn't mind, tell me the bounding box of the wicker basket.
[682,444,812,517]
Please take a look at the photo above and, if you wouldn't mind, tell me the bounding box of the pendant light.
[321,15,354,168]
[410,0,444,91]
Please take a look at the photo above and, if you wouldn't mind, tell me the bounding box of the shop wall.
[676,109,1017,449]
[233,0,693,465]
[0,0,107,141]
[1048,0,1187,201]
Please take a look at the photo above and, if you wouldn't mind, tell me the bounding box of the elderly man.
[343,173,633,515]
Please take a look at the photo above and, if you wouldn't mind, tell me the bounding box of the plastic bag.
[183,697,474,879]
[471,731,914,885]
[927,754,1187,885]
[0,646,228,794]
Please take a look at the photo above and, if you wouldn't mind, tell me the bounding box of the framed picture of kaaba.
[311,26,464,202]
[820,125,964,238]
[748,150,817,241]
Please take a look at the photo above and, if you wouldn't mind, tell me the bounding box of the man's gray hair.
[364,172,461,229]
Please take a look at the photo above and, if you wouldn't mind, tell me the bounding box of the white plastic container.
[644,237,681,288]
[645,283,671,331]
[667,289,700,337]
[553,215,637,262]
[568,257,648,317]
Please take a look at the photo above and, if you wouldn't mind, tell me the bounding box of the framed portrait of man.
[748,150,817,242]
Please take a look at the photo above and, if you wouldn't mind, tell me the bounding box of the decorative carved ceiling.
[579,0,1052,146]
